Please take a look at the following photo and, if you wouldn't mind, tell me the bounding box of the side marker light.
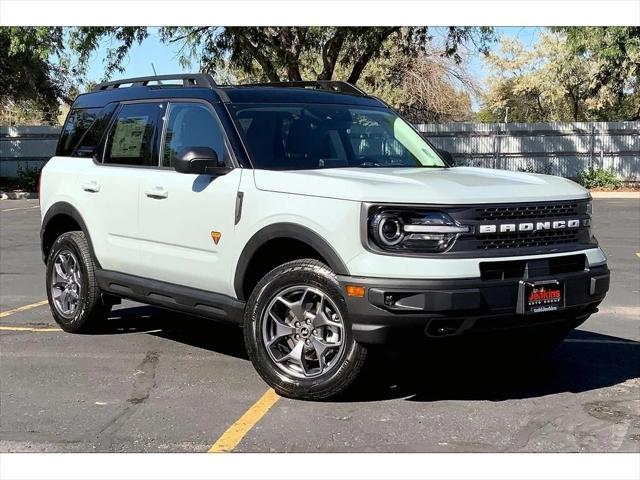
[346,285,366,298]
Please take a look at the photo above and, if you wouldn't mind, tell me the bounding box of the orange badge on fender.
[211,231,222,245]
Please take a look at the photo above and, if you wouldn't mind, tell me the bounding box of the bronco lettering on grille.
[478,219,582,234]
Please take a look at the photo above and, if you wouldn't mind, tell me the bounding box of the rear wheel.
[244,259,367,400]
[46,231,110,333]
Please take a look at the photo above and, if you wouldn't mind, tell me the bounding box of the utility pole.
[504,107,509,124]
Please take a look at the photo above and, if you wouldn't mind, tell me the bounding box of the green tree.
[67,27,491,123]
[554,27,640,120]
[480,30,639,122]
[0,27,76,124]
[70,27,493,85]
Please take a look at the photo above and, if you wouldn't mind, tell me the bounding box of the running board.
[96,270,245,324]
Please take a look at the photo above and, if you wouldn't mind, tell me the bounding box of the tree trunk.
[347,27,400,84]
[318,29,347,80]
[285,27,304,82]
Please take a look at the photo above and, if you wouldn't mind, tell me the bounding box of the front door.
[137,101,242,296]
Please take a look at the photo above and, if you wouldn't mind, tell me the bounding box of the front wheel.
[243,259,367,400]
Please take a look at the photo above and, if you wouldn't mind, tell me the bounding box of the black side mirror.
[436,148,456,167]
[174,147,233,175]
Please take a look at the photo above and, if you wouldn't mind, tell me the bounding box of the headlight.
[368,208,469,253]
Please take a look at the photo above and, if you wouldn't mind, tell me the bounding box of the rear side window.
[57,108,101,156]
[103,103,163,166]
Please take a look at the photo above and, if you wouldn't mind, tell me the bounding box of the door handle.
[144,187,169,199]
[80,181,101,193]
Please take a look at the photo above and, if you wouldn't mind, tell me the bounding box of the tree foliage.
[5,26,639,126]
[554,27,639,100]
[355,45,477,122]
[480,29,639,122]
[70,26,493,84]
[67,27,491,123]
[0,27,75,123]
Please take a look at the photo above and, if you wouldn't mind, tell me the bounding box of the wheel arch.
[234,223,350,301]
[41,202,98,265]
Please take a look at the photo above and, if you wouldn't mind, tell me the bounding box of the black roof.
[73,86,219,109]
[221,86,385,107]
[73,74,386,109]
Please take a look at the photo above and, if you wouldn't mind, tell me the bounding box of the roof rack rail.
[243,80,368,97]
[92,73,217,92]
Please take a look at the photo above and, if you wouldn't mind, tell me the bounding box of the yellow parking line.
[0,300,49,318]
[0,326,62,332]
[208,388,280,453]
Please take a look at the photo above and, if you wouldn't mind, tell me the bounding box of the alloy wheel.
[261,285,346,379]
[50,249,82,318]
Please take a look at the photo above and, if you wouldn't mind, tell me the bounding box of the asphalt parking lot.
[1,198,638,453]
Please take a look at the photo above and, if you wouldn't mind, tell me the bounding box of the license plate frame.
[516,279,565,314]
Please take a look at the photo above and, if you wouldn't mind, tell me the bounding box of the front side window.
[161,102,226,168]
[231,103,445,170]
[103,103,163,166]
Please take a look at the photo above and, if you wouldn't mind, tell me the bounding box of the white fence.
[417,122,640,181]
[2,122,639,181]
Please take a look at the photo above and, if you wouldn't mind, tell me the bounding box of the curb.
[590,191,640,199]
[0,191,38,200]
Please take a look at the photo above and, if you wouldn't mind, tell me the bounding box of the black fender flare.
[233,223,350,300]
[40,202,97,265]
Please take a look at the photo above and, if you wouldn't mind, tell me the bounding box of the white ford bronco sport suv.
[40,74,610,400]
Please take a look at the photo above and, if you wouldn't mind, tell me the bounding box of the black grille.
[478,229,581,250]
[475,203,579,221]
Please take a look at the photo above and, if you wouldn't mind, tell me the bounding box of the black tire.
[243,259,367,401]
[46,231,110,333]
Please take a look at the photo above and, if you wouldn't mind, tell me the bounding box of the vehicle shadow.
[96,305,248,361]
[343,330,640,403]
[96,306,639,402]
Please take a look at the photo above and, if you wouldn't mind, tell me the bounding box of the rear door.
[137,100,242,296]
[79,101,165,273]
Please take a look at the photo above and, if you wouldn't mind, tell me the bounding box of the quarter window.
[73,104,117,158]
[57,108,101,156]
[103,103,163,166]
[161,103,226,168]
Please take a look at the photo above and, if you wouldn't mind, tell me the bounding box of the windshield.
[230,103,446,170]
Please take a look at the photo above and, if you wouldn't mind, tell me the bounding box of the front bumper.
[338,262,610,344]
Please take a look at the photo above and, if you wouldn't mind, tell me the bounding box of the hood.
[253,166,590,204]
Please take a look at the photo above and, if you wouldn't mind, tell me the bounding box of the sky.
[83,27,543,108]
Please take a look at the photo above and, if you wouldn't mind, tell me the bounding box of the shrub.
[15,165,42,192]
[577,168,622,190]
